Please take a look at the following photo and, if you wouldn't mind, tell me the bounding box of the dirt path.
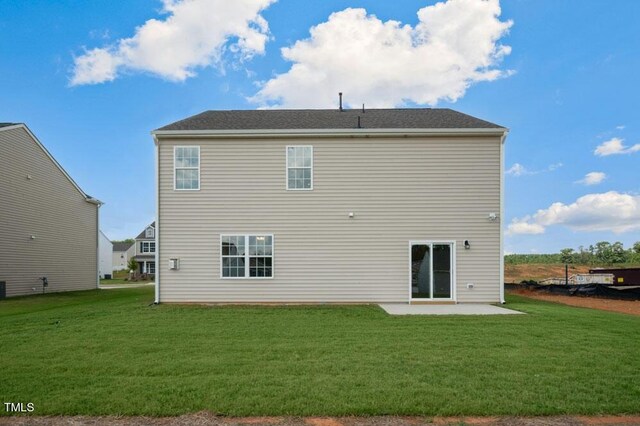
[2,415,640,426]
[511,290,640,316]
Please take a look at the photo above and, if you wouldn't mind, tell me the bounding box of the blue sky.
[1,0,639,253]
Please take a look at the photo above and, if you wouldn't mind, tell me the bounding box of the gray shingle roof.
[156,109,504,131]
[113,242,133,252]
[136,222,156,240]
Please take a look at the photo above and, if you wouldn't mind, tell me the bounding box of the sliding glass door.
[410,242,454,300]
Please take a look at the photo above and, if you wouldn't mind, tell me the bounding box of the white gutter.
[85,196,104,206]
[154,135,160,304]
[152,127,508,139]
[499,130,509,304]
[96,202,101,289]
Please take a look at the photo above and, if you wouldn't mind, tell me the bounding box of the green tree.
[112,238,135,245]
[127,257,138,272]
[633,241,640,254]
[594,241,612,264]
[560,248,575,264]
[610,241,627,263]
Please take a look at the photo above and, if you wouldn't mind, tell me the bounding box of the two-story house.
[132,222,156,275]
[0,123,102,298]
[151,108,507,304]
[112,241,135,271]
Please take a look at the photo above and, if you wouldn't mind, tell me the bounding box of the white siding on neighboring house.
[112,244,135,271]
[155,133,503,303]
[98,231,113,278]
[0,125,101,297]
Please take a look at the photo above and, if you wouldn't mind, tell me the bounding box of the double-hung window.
[286,146,313,190]
[221,235,273,278]
[174,146,200,190]
[140,241,155,254]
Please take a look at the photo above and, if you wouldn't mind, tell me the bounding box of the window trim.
[140,241,156,254]
[285,145,313,191]
[145,227,155,238]
[220,234,275,280]
[173,145,201,191]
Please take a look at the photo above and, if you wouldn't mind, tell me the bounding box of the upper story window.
[140,241,155,254]
[286,146,313,190]
[174,146,200,190]
[145,227,155,238]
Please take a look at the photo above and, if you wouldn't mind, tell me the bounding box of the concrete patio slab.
[379,303,525,315]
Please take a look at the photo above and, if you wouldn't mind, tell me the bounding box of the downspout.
[499,130,508,304]
[86,197,103,289]
[154,134,160,304]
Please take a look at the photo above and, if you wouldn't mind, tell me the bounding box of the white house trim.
[499,131,508,304]
[152,128,508,140]
[407,240,457,303]
[173,145,201,191]
[285,145,313,191]
[155,141,160,304]
[219,233,275,280]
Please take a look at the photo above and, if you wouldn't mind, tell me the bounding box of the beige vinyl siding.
[157,135,501,303]
[0,127,98,297]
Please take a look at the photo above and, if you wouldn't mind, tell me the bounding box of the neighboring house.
[132,222,156,275]
[112,241,135,271]
[151,109,507,304]
[98,231,113,279]
[0,123,102,298]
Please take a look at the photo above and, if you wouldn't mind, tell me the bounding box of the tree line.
[505,241,640,266]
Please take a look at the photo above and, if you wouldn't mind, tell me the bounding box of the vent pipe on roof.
[362,104,365,113]
[339,92,343,112]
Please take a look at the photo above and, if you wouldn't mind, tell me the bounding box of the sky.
[1,0,639,253]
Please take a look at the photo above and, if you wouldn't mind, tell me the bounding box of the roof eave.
[152,127,508,139]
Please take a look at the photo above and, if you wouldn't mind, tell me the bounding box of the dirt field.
[510,289,640,316]
[504,263,592,283]
[3,414,640,426]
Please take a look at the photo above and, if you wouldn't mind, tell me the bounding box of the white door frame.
[408,240,457,302]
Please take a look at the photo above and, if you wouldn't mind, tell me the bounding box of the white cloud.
[616,125,625,130]
[594,137,640,156]
[507,191,640,235]
[505,162,562,176]
[506,219,545,235]
[505,163,528,176]
[251,0,513,108]
[575,171,606,186]
[70,0,275,85]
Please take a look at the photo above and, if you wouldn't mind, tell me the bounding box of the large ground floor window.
[221,234,273,278]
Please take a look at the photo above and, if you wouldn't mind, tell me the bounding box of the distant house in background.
[98,231,113,279]
[132,222,155,276]
[0,123,102,298]
[112,241,135,271]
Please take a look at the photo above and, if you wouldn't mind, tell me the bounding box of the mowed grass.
[1,288,639,416]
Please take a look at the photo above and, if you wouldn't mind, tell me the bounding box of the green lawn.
[1,288,639,416]
[99,278,153,284]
